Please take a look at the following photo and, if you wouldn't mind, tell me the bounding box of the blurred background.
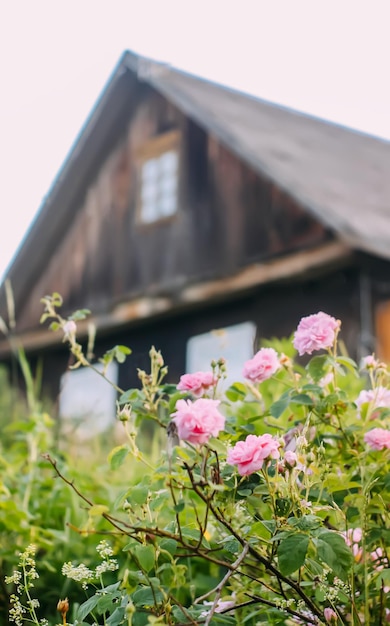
[1,0,390,279]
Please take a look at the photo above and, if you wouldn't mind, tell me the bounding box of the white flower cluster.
[5,545,42,625]
[96,540,114,559]
[5,571,22,587]
[62,541,118,590]
[95,559,119,577]
[8,594,25,626]
[62,562,95,590]
[324,577,350,604]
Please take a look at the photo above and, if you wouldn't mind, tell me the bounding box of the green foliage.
[4,297,390,624]
[0,357,129,623]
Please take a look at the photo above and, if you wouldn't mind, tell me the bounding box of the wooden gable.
[14,75,332,336]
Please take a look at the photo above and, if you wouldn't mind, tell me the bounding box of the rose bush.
[226,433,281,475]
[177,372,217,397]
[242,347,280,383]
[5,295,390,625]
[171,398,225,444]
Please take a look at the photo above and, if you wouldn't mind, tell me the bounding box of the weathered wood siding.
[26,265,361,400]
[16,87,330,332]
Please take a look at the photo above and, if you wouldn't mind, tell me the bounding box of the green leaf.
[225,383,247,402]
[97,587,121,612]
[336,356,358,376]
[173,501,185,513]
[269,396,290,418]
[76,594,100,621]
[51,292,63,306]
[4,420,35,433]
[132,585,164,607]
[375,568,390,590]
[108,445,130,470]
[69,308,91,321]
[40,312,50,324]
[119,388,142,404]
[129,485,150,505]
[113,345,132,363]
[315,530,353,579]
[89,504,109,516]
[290,515,323,531]
[307,355,328,382]
[290,393,314,406]
[159,539,177,556]
[134,544,155,573]
[258,519,276,535]
[302,384,323,393]
[278,532,309,575]
[106,607,126,626]
[221,538,240,554]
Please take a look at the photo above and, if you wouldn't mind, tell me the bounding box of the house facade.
[1,51,390,428]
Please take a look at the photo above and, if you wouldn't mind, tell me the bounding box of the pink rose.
[343,528,363,562]
[360,355,379,370]
[293,312,340,356]
[227,434,280,476]
[324,608,337,623]
[177,371,217,397]
[171,398,225,445]
[356,386,390,418]
[243,348,279,383]
[364,427,390,451]
[284,450,297,467]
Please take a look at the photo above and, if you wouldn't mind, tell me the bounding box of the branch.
[195,543,249,605]
[245,593,318,624]
[43,454,250,573]
[196,543,249,626]
[183,462,323,620]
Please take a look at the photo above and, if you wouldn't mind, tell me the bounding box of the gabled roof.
[2,49,390,314]
[133,51,390,258]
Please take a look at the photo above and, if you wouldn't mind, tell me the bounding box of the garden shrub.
[0,344,131,624]
[5,295,390,624]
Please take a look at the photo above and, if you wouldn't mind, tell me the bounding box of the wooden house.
[1,50,390,429]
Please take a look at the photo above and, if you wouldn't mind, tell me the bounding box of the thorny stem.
[203,543,249,626]
[167,477,184,544]
[195,550,251,608]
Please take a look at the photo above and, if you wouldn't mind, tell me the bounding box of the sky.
[1,0,390,281]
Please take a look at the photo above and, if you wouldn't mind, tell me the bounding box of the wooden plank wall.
[16,88,331,333]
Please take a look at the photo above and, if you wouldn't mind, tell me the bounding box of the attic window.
[138,130,180,223]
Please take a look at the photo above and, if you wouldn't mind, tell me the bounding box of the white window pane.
[186,322,256,388]
[159,176,177,196]
[159,194,177,217]
[141,200,158,222]
[59,362,118,440]
[140,149,179,223]
[142,158,159,181]
[142,181,158,203]
[159,151,178,173]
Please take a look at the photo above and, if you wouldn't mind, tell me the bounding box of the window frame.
[58,361,118,441]
[136,130,181,225]
[186,321,257,389]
